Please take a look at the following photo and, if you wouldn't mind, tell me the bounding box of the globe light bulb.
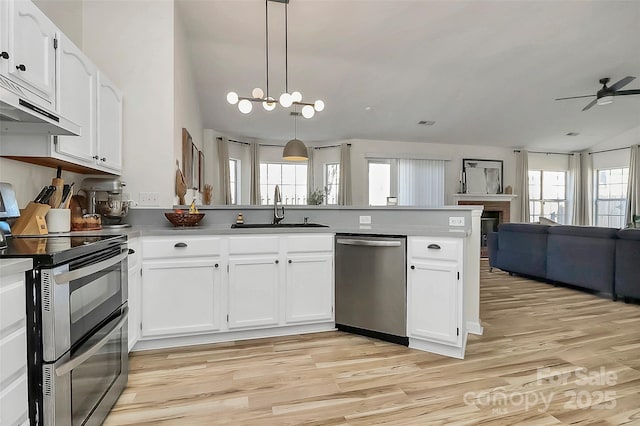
[226,91,239,105]
[238,99,252,114]
[263,97,276,111]
[252,87,264,99]
[314,100,325,111]
[301,104,315,118]
[291,91,302,102]
[279,92,293,108]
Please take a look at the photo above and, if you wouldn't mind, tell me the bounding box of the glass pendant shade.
[252,87,264,99]
[291,91,302,102]
[263,97,276,111]
[301,104,315,118]
[238,99,253,114]
[280,92,293,108]
[282,138,308,161]
[226,91,239,105]
[314,100,325,111]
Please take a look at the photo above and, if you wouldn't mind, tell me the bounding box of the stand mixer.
[78,178,132,227]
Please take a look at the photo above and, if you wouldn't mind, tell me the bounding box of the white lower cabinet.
[227,256,280,329]
[137,233,334,349]
[141,259,222,337]
[407,236,465,358]
[126,237,141,351]
[285,253,334,324]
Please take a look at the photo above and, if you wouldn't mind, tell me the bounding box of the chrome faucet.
[273,184,285,224]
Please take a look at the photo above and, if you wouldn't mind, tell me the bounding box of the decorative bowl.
[164,212,205,227]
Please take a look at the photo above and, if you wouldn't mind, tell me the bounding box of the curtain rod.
[217,137,351,150]
[588,146,632,155]
[313,143,351,150]
[513,150,574,156]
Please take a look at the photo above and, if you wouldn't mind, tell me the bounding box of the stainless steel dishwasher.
[335,234,408,345]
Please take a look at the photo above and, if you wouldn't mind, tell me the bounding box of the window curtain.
[217,137,231,204]
[398,159,445,206]
[625,144,640,226]
[306,147,315,201]
[568,152,582,225]
[338,143,352,205]
[515,150,530,222]
[250,142,261,205]
[580,151,594,226]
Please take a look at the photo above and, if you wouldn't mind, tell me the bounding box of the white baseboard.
[408,335,466,359]
[466,321,484,335]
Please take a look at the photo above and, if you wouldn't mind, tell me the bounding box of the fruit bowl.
[164,212,205,227]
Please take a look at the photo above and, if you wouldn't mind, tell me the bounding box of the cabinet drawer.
[0,374,28,426]
[286,234,333,253]
[0,279,26,332]
[409,237,460,261]
[228,236,279,255]
[142,236,221,259]
[0,329,27,384]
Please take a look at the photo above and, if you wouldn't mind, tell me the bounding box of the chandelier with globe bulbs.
[225,0,324,119]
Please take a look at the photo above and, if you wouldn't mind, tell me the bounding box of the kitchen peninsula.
[126,204,483,359]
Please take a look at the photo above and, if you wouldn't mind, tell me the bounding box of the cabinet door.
[96,71,123,173]
[55,33,96,164]
[0,1,8,76]
[141,259,221,337]
[127,266,140,351]
[407,260,460,345]
[285,254,333,324]
[7,0,57,105]
[228,257,280,329]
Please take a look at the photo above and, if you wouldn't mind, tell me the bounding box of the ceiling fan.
[555,76,640,111]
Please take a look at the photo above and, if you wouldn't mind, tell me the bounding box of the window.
[368,161,391,206]
[367,159,445,206]
[324,163,340,205]
[528,170,567,224]
[260,162,307,205]
[595,167,629,228]
[229,159,240,205]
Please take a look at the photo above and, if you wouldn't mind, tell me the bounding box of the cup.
[46,209,71,233]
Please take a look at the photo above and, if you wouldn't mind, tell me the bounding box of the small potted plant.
[307,187,327,205]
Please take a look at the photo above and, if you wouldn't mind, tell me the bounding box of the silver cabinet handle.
[427,244,441,250]
[56,307,128,376]
[54,249,127,284]
[336,239,402,247]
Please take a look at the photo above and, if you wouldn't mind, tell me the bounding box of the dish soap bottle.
[189,198,199,214]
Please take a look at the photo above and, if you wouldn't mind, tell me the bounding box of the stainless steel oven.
[1,234,129,426]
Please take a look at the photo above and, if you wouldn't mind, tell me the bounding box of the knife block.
[12,202,50,235]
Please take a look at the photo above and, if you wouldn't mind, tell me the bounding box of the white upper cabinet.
[55,33,97,165]
[5,0,57,108]
[96,71,123,172]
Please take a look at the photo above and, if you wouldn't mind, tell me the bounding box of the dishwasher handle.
[336,238,402,247]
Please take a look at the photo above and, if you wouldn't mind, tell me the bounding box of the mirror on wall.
[462,158,503,194]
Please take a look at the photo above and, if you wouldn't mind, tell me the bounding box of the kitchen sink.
[231,222,329,229]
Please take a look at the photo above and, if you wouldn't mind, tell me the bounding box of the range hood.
[0,74,80,136]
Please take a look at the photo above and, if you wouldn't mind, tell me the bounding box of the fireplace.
[452,195,516,258]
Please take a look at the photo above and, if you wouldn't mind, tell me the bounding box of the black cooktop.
[0,234,126,267]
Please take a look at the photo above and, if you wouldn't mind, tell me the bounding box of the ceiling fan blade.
[614,89,640,96]
[609,76,635,92]
[555,95,594,101]
[582,99,597,111]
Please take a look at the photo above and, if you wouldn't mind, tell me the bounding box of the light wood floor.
[105,260,640,425]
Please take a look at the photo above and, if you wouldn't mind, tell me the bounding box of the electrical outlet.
[449,217,465,227]
[359,215,372,225]
[139,192,160,206]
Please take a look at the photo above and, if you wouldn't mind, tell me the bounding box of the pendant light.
[283,107,308,161]
[226,0,325,118]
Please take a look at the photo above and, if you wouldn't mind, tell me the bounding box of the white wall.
[81,0,175,208]
[528,152,569,171]
[33,0,83,48]
[174,8,204,205]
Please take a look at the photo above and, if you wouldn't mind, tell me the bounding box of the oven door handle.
[53,249,128,284]
[55,307,128,377]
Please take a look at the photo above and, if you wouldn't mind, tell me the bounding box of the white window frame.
[229,158,240,205]
[595,167,629,228]
[259,162,308,205]
[528,170,568,224]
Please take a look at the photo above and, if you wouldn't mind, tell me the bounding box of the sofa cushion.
[615,229,640,299]
[617,228,640,241]
[547,228,616,293]
[548,225,619,238]
[499,223,550,234]
[495,223,549,277]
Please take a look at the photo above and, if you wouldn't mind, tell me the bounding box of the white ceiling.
[177,0,640,151]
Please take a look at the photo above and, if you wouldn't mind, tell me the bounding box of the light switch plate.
[449,217,465,226]
[359,215,372,225]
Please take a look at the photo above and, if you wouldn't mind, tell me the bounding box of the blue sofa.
[488,223,639,300]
